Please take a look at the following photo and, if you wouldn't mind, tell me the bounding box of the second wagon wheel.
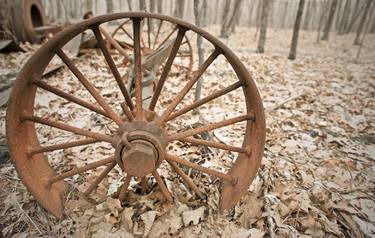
[6,13,265,218]
[110,17,193,77]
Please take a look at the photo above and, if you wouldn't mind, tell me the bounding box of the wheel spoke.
[29,138,100,156]
[167,81,243,121]
[147,18,152,48]
[121,102,134,121]
[92,26,134,110]
[98,26,132,61]
[83,161,116,196]
[120,25,133,40]
[168,161,204,199]
[167,113,255,142]
[153,20,164,48]
[158,49,221,124]
[21,114,113,143]
[48,156,115,185]
[152,170,173,202]
[155,26,178,50]
[132,18,143,119]
[118,174,132,202]
[165,154,236,184]
[180,137,250,154]
[149,27,187,110]
[56,49,124,126]
[33,79,108,118]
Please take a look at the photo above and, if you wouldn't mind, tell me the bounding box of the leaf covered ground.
[0,26,374,237]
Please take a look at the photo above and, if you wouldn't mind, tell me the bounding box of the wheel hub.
[114,120,167,178]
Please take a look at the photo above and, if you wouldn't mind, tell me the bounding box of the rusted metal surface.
[6,13,266,218]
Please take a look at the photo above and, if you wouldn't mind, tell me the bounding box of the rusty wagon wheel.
[110,17,194,76]
[6,13,266,218]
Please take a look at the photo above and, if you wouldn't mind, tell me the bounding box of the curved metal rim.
[6,12,266,217]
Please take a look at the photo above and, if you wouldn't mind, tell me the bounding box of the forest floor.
[0,26,374,238]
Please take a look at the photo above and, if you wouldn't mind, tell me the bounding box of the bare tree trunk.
[354,0,372,45]
[157,0,162,13]
[201,0,208,27]
[316,0,328,42]
[321,0,338,40]
[334,0,343,31]
[220,0,231,37]
[356,1,374,60]
[256,0,271,53]
[229,0,243,34]
[346,0,364,33]
[107,0,114,13]
[288,0,305,60]
[302,0,311,30]
[338,0,351,34]
[174,0,186,19]
[194,0,204,102]
[254,0,263,40]
[127,0,133,11]
[220,0,243,38]
[139,0,146,11]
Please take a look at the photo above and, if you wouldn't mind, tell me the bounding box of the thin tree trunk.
[346,0,364,33]
[157,0,162,13]
[127,0,133,11]
[338,0,351,34]
[139,0,146,11]
[229,0,243,34]
[107,0,114,13]
[321,0,338,40]
[316,0,328,42]
[288,0,305,60]
[356,1,374,60]
[256,0,271,53]
[194,0,204,102]
[202,0,208,27]
[254,0,263,40]
[220,0,231,37]
[354,0,372,45]
[174,0,186,19]
[302,0,311,30]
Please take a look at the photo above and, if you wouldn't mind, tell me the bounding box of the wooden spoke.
[153,20,164,48]
[92,26,134,110]
[29,138,100,156]
[21,114,113,143]
[167,81,243,121]
[149,27,187,110]
[155,26,178,50]
[121,102,134,121]
[98,26,132,62]
[56,49,124,126]
[118,174,132,202]
[152,170,173,202]
[120,25,133,40]
[33,79,108,118]
[48,156,115,185]
[168,161,204,199]
[147,17,151,48]
[167,113,255,142]
[83,161,116,196]
[132,18,143,119]
[180,137,250,154]
[166,154,236,184]
[158,49,221,124]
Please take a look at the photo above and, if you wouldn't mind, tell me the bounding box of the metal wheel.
[110,17,194,77]
[6,13,265,218]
